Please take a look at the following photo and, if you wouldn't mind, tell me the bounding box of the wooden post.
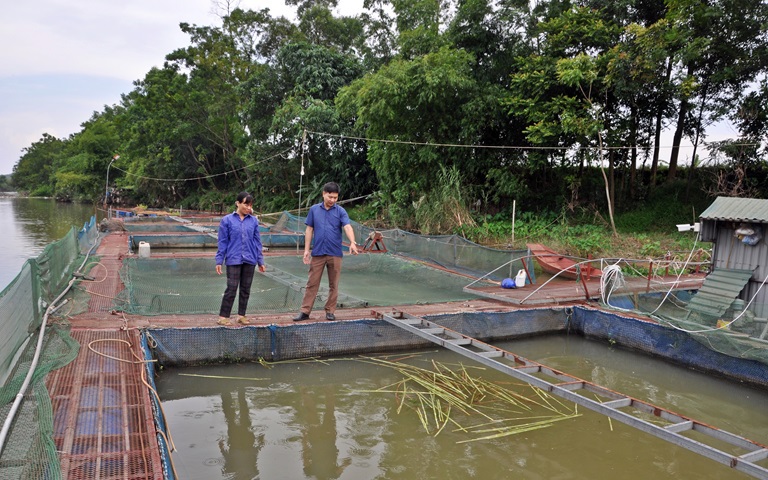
[578,265,591,300]
[646,261,653,293]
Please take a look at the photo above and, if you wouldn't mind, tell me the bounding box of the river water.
[157,336,768,480]
[0,196,97,291]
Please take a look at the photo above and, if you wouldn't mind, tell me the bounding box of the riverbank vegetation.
[10,0,768,259]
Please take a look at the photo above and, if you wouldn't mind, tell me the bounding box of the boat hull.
[527,243,601,280]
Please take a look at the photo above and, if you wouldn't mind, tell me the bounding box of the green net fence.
[0,216,98,480]
[112,211,533,317]
[116,257,304,315]
[648,298,768,367]
[269,254,487,306]
[112,211,532,316]
[270,211,534,282]
[602,273,768,367]
[115,253,501,316]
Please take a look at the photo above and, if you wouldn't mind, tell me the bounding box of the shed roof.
[699,196,768,223]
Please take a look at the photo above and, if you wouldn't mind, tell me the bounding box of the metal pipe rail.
[372,309,768,479]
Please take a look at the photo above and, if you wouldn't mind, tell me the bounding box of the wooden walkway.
[466,273,705,306]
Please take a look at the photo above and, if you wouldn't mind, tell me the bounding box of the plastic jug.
[138,241,151,258]
[515,269,526,287]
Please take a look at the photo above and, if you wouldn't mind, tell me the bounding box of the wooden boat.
[527,243,602,280]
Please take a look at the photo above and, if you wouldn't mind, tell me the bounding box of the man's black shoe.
[293,312,310,322]
[325,312,336,321]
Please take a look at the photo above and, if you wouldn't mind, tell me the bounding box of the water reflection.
[298,386,351,480]
[219,388,264,480]
[0,197,96,290]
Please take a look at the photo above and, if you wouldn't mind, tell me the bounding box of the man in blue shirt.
[293,182,359,321]
[215,191,266,326]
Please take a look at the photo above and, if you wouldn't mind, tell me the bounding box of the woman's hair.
[236,191,253,204]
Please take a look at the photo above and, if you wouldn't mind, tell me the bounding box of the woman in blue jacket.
[215,191,266,325]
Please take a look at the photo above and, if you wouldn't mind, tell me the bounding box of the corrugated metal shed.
[699,197,768,243]
[686,268,754,319]
[700,196,768,222]
[696,196,768,318]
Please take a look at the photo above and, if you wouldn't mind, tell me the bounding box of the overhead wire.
[305,129,762,152]
[109,146,294,183]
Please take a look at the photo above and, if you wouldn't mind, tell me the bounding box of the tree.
[0,175,11,192]
[54,108,122,202]
[12,134,65,196]
[446,0,532,86]
[664,0,768,183]
[556,54,617,235]
[120,66,216,207]
[391,0,450,57]
[506,6,622,221]
[604,19,677,195]
[337,46,480,223]
[119,9,286,207]
[241,41,372,209]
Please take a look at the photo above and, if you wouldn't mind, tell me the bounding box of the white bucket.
[515,269,526,287]
[138,241,151,258]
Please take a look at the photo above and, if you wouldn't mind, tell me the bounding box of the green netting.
[275,211,534,282]
[116,257,304,315]
[124,223,199,232]
[122,215,172,223]
[0,215,98,480]
[128,233,218,250]
[37,228,82,307]
[0,225,90,383]
[604,289,768,367]
[115,252,497,316]
[78,216,99,255]
[268,254,492,306]
[0,325,79,480]
[654,306,768,367]
[114,212,530,316]
[0,262,39,383]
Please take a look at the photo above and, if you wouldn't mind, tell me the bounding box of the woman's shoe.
[217,317,232,326]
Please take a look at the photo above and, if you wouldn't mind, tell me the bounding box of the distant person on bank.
[293,182,359,322]
[215,191,266,326]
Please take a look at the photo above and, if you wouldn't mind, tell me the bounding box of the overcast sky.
[0,0,364,176]
[0,0,737,177]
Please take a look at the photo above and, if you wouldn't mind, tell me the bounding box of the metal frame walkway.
[373,309,768,479]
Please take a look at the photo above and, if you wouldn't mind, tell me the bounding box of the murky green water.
[0,197,96,290]
[157,335,767,480]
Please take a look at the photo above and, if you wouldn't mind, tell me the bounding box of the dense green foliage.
[0,175,11,192]
[10,0,768,235]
